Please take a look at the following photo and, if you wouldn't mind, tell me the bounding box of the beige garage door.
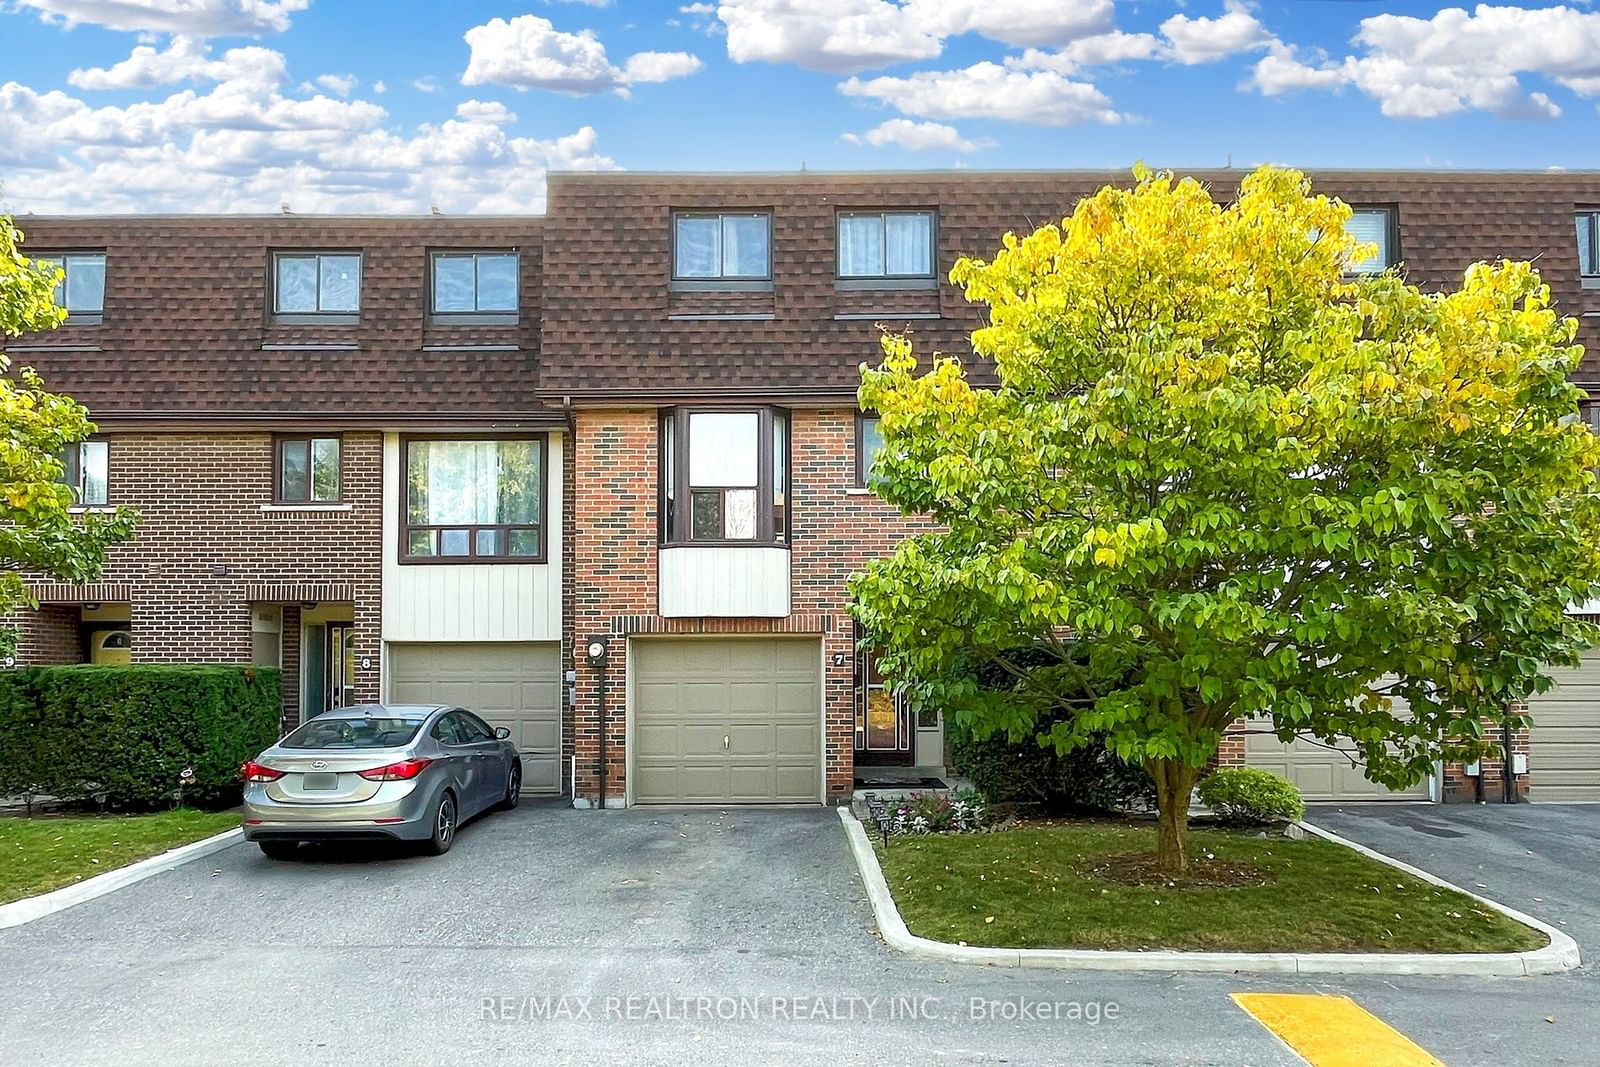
[388,643,560,795]
[1244,730,1432,802]
[631,637,821,805]
[1528,647,1600,802]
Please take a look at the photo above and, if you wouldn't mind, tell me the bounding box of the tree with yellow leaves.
[851,166,1600,872]
[0,215,136,657]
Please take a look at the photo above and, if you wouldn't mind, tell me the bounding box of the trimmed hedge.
[949,719,1157,814]
[1197,768,1306,826]
[0,665,281,809]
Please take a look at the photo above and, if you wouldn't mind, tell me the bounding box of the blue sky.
[3,1,1599,214]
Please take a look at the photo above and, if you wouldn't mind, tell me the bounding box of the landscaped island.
[0,808,239,905]
[873,822,1547,954]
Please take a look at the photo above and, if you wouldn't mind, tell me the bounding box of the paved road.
[1,800,1595,1066]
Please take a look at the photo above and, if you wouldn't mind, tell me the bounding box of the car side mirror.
[495,727,511,740]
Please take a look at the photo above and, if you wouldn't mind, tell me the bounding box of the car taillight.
[241,761,285,782]
[357,758,433,782]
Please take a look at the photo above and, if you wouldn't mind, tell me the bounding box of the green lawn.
[874,822,1546,953]
[0,808,240,905]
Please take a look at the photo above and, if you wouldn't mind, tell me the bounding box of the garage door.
[1528,647,1600,802]
[1244,730,1432,802]
[388,643,560,795]
[631,637,821,805]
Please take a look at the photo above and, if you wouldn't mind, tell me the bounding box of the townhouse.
[6,169,1600,808]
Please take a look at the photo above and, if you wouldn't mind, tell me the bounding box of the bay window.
[402,437,546,562]
[661,408,788,545]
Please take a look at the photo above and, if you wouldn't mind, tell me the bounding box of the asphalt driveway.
[1307,802,1600,961]
[2,800,1599,1066]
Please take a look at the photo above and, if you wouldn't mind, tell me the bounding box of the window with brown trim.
[402,436,546,563]
[35,253,106,323]
[60,440,109,505]
[1344,207,1397,275]
[272,251,361,321]
[855,412,883,488]
[275,435,341,503]
[660,407,788,545]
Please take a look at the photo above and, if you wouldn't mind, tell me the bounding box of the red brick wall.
[11,431,382,705]
[11,606,85,665]
[569,407,931,806]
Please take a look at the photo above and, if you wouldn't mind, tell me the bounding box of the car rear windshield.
[280,716,427,749]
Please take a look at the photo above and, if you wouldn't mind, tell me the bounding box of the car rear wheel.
[423,790,457,856]
[258,841,299,861]
[496,762,522,812]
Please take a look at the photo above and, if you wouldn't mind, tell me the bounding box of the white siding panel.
[381,432,563,642]
[659,546,790,617]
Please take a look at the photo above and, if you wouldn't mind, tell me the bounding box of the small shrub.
[0,664,281,810]
[888,788,989,835]
[1197,768,1306,826]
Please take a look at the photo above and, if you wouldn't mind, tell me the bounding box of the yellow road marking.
[1231,993,1445,1067]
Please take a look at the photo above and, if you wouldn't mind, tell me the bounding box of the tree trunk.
[1147,759,1198,873]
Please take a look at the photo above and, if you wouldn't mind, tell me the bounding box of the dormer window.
[430,251,519,323]
[36,253,106,323]
[272,252,361,323]
[1344,208,1396,274]
[671,212,772,290]
[1577,211,1600,280]
[837,211,935,287]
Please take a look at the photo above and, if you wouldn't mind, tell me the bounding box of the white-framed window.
[273,252,362,316]
[837,211,935,279]
[60,440,109,506]
[1344,208,1396,274]
[672,212,771,281]
[35,253,106,319]
[430,252,519,316]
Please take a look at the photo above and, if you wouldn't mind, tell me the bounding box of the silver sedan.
[240,704,521,859]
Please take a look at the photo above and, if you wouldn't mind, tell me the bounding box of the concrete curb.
[837,807,1581,976]
[0,826,243,930]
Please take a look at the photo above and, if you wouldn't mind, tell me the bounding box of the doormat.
[854,777,947,790]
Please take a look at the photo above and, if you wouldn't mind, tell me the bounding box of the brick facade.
[12,605,86,665]
[11,431,383,711]
[569,407,932,806]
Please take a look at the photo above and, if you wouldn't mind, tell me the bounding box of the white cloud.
[621,51,705,83]
[716,0,942,73]
[17,0,309,35]
[313,73,356,97]
[713,0,1119,72]
[68,35,284,89]
[412,76,440,93]
[1160,1,1275,66]
[1248,4,1600,119]
[0,50,615,213]
[901,0,1113,49]
[1010,31,1162,74]
[371,79,387,94]
[841,117,992,151]
[841,61,1125,125]
[461,15,702,94]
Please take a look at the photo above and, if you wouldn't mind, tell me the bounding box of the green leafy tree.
[851,166,1600,872]
[0,215,137,657]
